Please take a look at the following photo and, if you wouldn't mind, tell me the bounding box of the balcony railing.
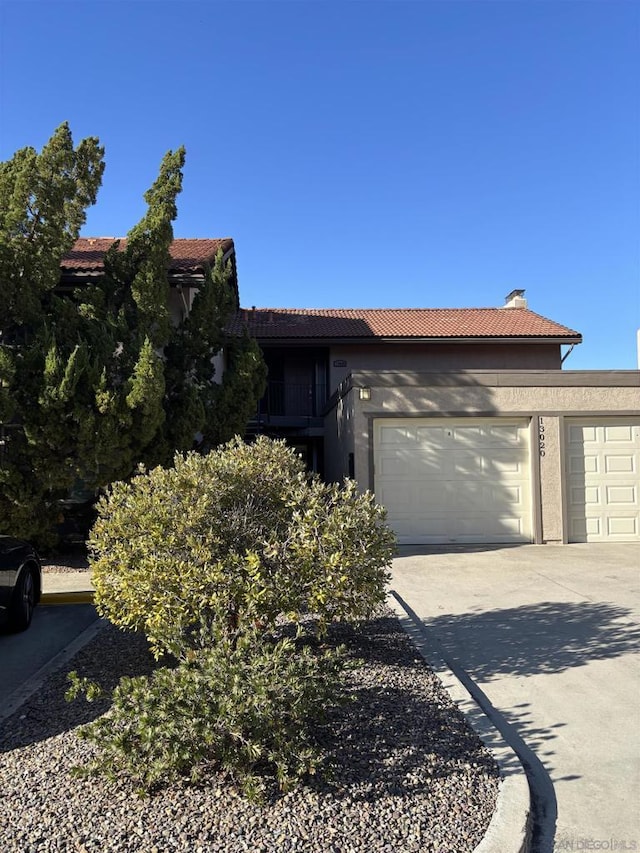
[258,381,327,420]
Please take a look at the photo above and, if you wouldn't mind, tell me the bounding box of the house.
[60,236,237,380]
[61,241,640,546]
[228,292,640,546]
[60,236,238,324]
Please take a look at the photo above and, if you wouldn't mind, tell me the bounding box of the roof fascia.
[59,270,207,286]
[254,335,582,346]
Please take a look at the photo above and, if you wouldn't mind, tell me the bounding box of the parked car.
[0,536,42,631]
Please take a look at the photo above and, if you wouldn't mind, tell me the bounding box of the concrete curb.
[41,591,95,606]
[388,592,532,853]
[0,617,108,723]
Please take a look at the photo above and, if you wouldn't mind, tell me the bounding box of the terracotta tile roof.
[61,237,234,273]
[228,307,581,341]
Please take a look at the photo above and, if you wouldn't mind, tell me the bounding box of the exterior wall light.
[359,387,371,401]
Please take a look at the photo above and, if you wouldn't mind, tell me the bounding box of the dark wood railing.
[258,381,327,419]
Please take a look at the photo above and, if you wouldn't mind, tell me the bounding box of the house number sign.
[538,417,546,457]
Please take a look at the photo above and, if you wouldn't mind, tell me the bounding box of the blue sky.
[0,1,638,369]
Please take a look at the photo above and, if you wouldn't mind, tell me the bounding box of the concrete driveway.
[0,603,99,701]
[390,543,640,852]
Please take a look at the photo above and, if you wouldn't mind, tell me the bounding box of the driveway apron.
[390,544,640,851]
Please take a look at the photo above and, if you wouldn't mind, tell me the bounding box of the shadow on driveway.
[423,600,640,681]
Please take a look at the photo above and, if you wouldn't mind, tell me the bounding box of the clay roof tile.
[227,307,581,341]
[61,237,234,273]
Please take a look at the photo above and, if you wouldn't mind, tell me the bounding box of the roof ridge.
[75,236,232,243]
[241,306,514,313]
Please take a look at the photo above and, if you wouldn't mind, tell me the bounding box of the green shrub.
[89,436,396,660]
[75,435,395,795]
[67,626,347,798]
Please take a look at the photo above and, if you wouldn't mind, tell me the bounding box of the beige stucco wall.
[325,370,640,544]
[328,343,562,390]
[324,382,356,484]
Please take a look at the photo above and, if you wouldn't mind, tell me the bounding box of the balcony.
[256,380,327,427]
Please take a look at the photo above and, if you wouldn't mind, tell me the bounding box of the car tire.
[9,566,37,632]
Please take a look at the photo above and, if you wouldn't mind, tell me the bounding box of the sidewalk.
[41,569,94,604]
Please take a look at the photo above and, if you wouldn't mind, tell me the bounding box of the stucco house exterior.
[229,292,640,546]
[62,241,640,547]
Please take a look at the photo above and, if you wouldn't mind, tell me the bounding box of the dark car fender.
[0,537,42,621]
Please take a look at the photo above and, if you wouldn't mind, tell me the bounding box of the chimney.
[503,289,527,309]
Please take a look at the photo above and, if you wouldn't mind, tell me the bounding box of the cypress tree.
[0,125,265,546]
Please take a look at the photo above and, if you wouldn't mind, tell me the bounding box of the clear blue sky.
[1,1,638,369]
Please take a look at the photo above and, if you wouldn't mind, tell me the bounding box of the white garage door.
[567,419,640,542]
[374,418,532,545]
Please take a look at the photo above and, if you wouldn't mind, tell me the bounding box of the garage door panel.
[567,419,640,543]
[378,426,410,445]
[605,455,636,474]
[488,424,522,444]
[453,452,484,476]
[607,516,638,537]
[499,485,526,509]
[392,515,449,541]
[488,454,526,475]
[456,515,525,542]
[412,482,463,514]
[606,485,636,504]
[568,426,581,442]
[377,487,406,511]
[380,453,449,478]
[604,425,635,442]
[574,426,597,442]
[456,484,509,511]
[584,455,599,473]
[456,486,483,509]
[374,417,532,545]
[377,458,409,477]
[455,483,525,511]
[413,450,449,476]
[451,426,484,444]
[570,486,601,508]
[573,513,638,540]
[571,517,599,539]
[415,425,448,446]
[491,516,526,538]
[569,454,599,474]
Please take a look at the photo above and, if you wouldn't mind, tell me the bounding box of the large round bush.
[89,436,396,659]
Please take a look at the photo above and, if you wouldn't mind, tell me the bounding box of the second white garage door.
[374,417,533,545]
[566,418,640,542]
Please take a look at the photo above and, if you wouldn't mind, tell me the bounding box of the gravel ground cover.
[0,605,500,853]
[41,555,92,572]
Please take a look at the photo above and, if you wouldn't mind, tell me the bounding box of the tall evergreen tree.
[0,124,105,542]
[0,125,265,546]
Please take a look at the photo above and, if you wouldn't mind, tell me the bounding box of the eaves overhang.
[58,270,208,288]
[252,334,583,346]
[58,238,235,284]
